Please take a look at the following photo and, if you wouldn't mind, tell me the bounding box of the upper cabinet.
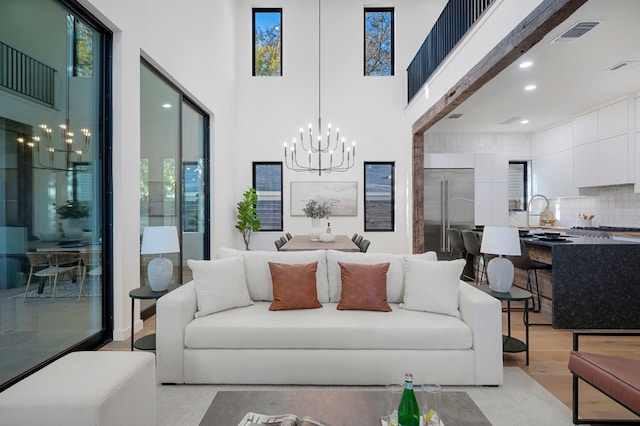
[532,122,579,198]
[573,98,633,188]
[572,111,597,146]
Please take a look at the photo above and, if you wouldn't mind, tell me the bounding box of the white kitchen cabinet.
[532,122,577,197]
[598,134,629,186]
[573,111,598,146]
[573,98,632,187]
[533,149,578,197]
[573,142,598,187]
[598,100,628,140]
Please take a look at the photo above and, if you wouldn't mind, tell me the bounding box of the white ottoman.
[0,351,156,426]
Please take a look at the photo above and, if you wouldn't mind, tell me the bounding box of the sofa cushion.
[326,250,438,303]
[268,262,322,311]
[217,248,329,302]
[185,302,473,351]
[188,257,253,317]
[337,262,391,312]
[401,258,466,317]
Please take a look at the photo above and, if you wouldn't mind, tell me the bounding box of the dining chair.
[507,240,552,314]
[446,228,466,259]
[24,252,82,302]
[461,230,485,284]
[355,235,364,246]
[274,239,284,251]
[351,233,359,242]
[285,233,293,240]
[359,239,371,253]
[279,236,287,245]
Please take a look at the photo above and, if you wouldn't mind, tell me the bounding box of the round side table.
[129,284,179,351]
[478,284,533,365]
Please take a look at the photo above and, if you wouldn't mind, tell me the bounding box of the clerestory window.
[364,8,394,76]
[253,8,282,76]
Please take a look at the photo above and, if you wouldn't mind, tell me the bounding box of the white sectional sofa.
[156,249,503,386]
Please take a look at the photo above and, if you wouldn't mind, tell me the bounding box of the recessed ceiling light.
[162,103,172,108]
[519,61,533,69]
[524,84,537,91]
[520,119,530,124]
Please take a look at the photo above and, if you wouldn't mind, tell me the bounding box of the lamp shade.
[480,226,521,256]
[141,226,180,255]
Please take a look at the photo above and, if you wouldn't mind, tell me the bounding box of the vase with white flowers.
[303,200,331,240]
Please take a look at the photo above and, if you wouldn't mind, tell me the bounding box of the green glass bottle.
[398,372,420,426]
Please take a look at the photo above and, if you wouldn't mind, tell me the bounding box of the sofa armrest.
[156,281,197,384]
[458,281,503,385]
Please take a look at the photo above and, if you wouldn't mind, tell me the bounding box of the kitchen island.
[517,234,640,329]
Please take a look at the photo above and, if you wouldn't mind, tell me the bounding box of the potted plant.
[235,188,260,250]
[56,200,90,240]
[303,199,331,239]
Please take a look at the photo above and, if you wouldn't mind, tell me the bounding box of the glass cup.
[385,383,404,426]
[421,383,442,426]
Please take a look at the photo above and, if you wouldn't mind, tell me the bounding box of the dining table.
[280,235,360,252]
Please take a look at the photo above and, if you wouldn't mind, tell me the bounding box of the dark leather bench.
[568,330,640,424]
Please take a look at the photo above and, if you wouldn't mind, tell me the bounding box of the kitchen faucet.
[527,194,549,228]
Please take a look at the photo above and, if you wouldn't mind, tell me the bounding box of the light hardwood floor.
[102,305,640,422]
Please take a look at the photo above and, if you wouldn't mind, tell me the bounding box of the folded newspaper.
[238,411,331,426]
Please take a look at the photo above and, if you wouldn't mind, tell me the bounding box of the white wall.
[235,0,446,254]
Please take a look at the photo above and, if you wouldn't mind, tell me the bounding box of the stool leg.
[532,269,542,313]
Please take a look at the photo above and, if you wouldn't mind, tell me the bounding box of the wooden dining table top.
[280,235,360,252]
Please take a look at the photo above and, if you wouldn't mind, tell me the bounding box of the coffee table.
[199,389,490,425]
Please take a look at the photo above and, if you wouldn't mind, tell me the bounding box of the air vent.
[608,61,640,71]
[551,21,600,44]
[499,116,524,125]
[448,113,463,119]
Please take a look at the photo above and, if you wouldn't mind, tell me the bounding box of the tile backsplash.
[511,184,640,228]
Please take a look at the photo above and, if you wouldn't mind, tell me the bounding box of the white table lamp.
[141,226,180,291]
[480,226,521,293]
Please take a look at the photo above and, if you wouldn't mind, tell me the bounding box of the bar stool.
[508,240,551,313]
[446,228,466,259]
[461,230,485,284]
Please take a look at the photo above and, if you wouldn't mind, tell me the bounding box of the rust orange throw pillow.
[268,262,322,311]
[337,262,391,311]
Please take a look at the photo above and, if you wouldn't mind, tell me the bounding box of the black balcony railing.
[407,0,493,103]
[0,41,56,107]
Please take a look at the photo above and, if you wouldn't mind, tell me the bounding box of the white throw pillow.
[400,258,466,317]
[188,257,253,317]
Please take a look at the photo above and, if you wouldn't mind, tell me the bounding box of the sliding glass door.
[139,61,208,315]
[0,0,111,390]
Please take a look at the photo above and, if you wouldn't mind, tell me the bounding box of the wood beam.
[412,132,424,254]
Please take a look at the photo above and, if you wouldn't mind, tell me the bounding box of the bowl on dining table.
[319,233,336,242]
[543,232,561,239]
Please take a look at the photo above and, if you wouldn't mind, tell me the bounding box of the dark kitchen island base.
[522,236,640,329]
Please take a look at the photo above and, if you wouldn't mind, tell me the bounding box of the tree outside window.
[253,9,282,76]
[364,8,394,76]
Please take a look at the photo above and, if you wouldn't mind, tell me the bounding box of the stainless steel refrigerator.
[424,168,474,259]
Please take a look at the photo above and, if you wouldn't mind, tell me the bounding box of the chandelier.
[17,122,90,170]
[283,121,355,176]
[282,0,356,176]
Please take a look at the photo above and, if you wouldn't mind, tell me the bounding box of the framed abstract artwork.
[290,181,357,216]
